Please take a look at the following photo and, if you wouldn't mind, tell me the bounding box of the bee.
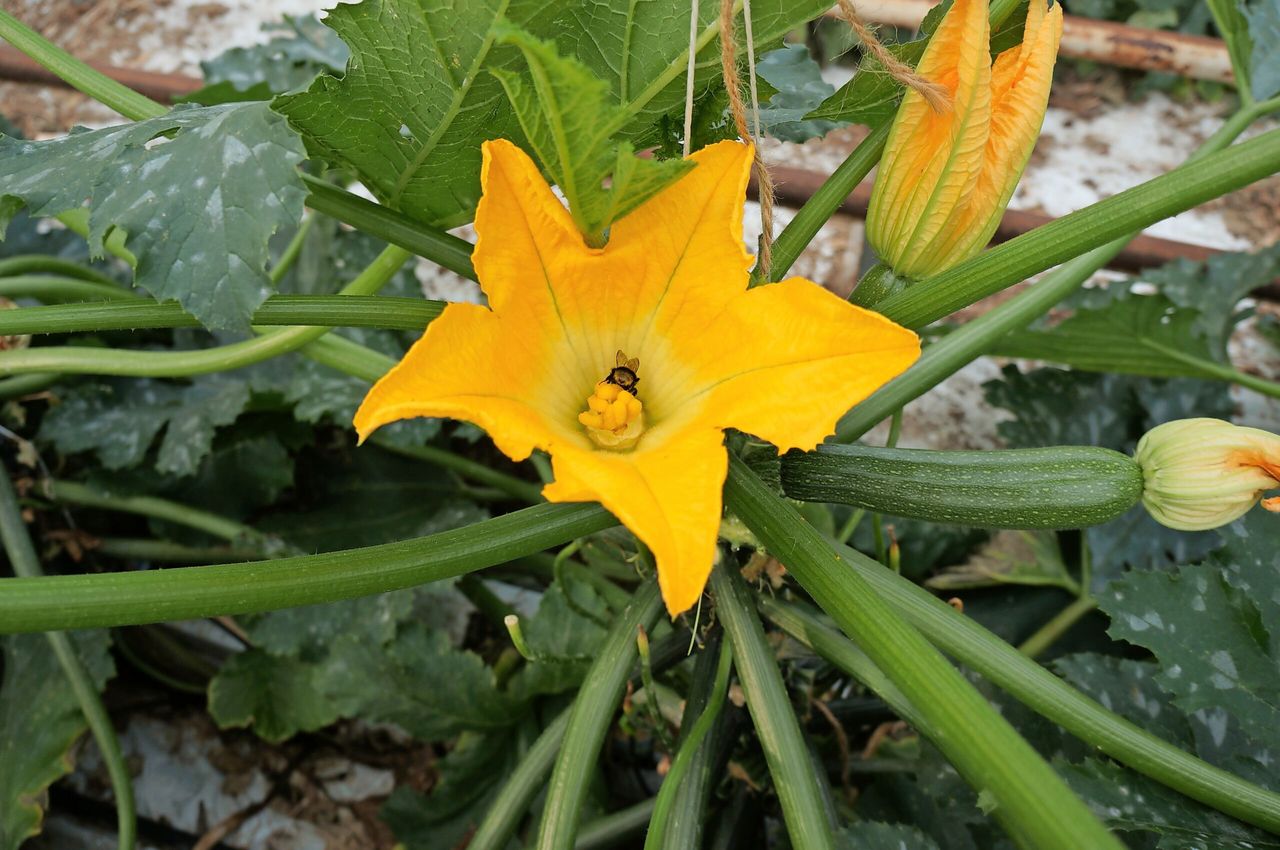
[604,349,641,394]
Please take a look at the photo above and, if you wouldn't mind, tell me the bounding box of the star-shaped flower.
[355,140,920,614]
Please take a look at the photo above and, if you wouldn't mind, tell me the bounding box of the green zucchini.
[780,444,1143,529]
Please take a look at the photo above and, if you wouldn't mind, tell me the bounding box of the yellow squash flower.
[354,140,920,614]
[1136,418,1280,531]
[866,0,1064,279]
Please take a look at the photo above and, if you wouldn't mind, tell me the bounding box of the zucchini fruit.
[780,444,1144,529]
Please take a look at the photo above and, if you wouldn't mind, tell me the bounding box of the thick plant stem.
[46,479,271,545]
[0,275,138,303]
[838,100,1270,441]
[645,635,733,850]
[0,9,165,121]
[724,457,1124,850]
[0,470,137,850]
[468,710,571,850]
[1018,595,1099,659]
[535,581,663,850]
[711,566,837,850]
[820,532,1280,833]
[0,502,615,633]
[0,295,444,336]
[0,246,412,377]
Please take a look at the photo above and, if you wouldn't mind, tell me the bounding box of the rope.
[833,0,951,113]
[683,0,700,156]
[719,0,775,279]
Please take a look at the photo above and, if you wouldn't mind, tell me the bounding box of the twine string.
[834,0,951,113]
[719,0,775,279]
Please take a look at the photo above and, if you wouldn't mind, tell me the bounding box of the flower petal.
[867,0,992,279]
[920,0,1063,269]
[671,278,921,451]
[353,302,587,460]
[543,422,728,615]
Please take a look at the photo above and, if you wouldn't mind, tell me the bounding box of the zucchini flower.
[866,0,1064,279]
[353,141,920,615]
[1136,418,1280,531]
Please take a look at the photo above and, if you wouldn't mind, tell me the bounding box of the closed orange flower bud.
[866,0,1063,279]
[1136,418,1280,531]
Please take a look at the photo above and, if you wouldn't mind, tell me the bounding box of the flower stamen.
[579,381,645,450]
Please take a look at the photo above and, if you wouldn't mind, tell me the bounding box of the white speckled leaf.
[0,103,306,331]
[1101,510,1280,753]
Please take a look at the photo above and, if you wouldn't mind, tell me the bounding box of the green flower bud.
[1135,418,1280,531]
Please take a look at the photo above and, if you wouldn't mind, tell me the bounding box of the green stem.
[302,175,478,281]
[0,373,59,399]
[372,438,542,503]
[1144,340,1280,400]
[0,9,166,121]
[469,710,571,850]
[576,798,658,850]
[270,215,314,285]
[818,532,1280,834]
[0,295,444,336]
[0,275,138,303]
[645,636,733,850]
[762,123,891,284]
[0,256,121,285]
[0,245,411,377]
[1017,595,1099,659]
[94,537,264,563]
[758,597,925,733]
[878,127,1280,329]
[711,565,837,850]
[535,581,663,850]
[838,239,1126,440]
[0,502,615,633]
[45,480,270,545]
[0,470,137,850]
[725,458,1123,850]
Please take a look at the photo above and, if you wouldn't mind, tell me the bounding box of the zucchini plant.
[0,1,1278,849]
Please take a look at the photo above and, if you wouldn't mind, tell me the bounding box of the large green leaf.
[0,103,307,331]
[806,40,928,125]
[39,377,251,477]
[757,44,845,142]
[0,631,114,850]
[274,0,525,229]
[207,650,340,743]
[181,15,349,104]
[1101,510,1280,753]
[1242,0,1280,99]
[276,0,831,229]
[493,24,692,242]
[991,293,1219,379]
[317,624,517,740]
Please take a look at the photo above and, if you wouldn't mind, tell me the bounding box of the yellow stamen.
[579,382,645,450]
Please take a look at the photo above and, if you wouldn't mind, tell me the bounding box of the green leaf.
[805,40,927,124]
[259,448,481,551]
[274,0,525,229]
[0,103,307,331]
[991,292,1221,379]
[1101,512,1280,754]
[984,366,1138,451]
[318,624,518,740]
[207,649,340,743]
[0,631,114,850]
[1061,758,1280,849]
[39,377,251,476]
[1243,0,1280,99]
[507,572,611,697]
[243,591,417,660]
[839,822,943,850]
[1208,0,1254,95]
[381,732,520,850]
[756,45,844,142]
[180,15,349,104]
[926,530,1075,592]
[492,24,692,241]
[1141,243,1280,356]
